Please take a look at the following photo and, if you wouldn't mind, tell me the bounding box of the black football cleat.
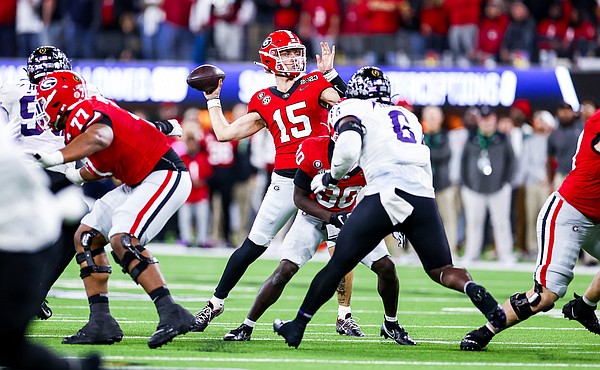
[36,299,52,320]
[273,319,304,348]
[466,283,507,331]
[63,313,123,345]
[380,320,416,345]
[148,303,195,349]
[190,301,224,332]
[223,323,253,341]
[562,293,600,335]
[460,325,495,351]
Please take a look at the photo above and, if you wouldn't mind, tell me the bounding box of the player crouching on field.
[32,70,194,349]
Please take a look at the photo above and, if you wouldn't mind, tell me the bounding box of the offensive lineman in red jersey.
[191,30,348,332]
[223,135,414,344]
[461,109,600,351]
[32,71,195,349]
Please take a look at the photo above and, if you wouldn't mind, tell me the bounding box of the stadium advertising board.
[0,61,580,110]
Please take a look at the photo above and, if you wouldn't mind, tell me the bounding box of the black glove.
[153,119,182,136]
[329,211,351,228]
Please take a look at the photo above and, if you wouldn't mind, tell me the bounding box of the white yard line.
[88,355,600,368]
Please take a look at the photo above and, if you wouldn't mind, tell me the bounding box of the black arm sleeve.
[294,168,312,193]
[338,118,365,137]
[329,74,347,96]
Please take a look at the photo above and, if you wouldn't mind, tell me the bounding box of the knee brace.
[111,234,158,284]
[510,282,553,320]
[76,229,112,279]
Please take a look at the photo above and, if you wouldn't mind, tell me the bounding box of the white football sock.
[210,296,225,309]
[583,294,598,307]
[338,305,351,319]
[384,315,398,323]
[243,318,256,328]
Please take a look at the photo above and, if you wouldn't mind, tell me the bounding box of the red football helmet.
[256,30,306,78]
[36,70,88,132]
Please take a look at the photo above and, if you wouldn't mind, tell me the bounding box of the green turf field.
[28,249,600,369]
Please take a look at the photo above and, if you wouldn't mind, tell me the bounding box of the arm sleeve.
[328,74,347,96]
[330,130,362,180]
[294,168,312,192]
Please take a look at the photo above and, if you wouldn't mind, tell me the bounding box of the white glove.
[33,151,64,168]
[392,231,407,249]
[166,119,182,137]
[155,119,183,137]
[65,167,85,186]
[310,171,339,194]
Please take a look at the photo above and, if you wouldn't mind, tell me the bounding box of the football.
[186,64,226,93]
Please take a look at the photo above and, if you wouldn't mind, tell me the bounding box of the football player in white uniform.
[274,66,507,348]
[0,46,86,321]
[0,125,102,370]
[0,46,182,328]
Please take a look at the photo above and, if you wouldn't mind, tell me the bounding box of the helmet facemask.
[273,45,306,78]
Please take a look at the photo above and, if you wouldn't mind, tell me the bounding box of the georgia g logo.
[39,77,58,90]
[261,37,272,49]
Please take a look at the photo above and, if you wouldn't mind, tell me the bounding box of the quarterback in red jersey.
[191,29,348,332]
[33,70,195,349]
[462,109,600,351]
[222,135,413,344]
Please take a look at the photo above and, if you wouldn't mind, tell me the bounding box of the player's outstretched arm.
[330,119,363,180]
[204,80,265,141]
[60,124,113,162]
[32,124,113,168]
[316,42,346,104]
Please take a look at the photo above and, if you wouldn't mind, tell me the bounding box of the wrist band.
[48,151,65,166]
[65,167,85,186]
[323,68,338,82]
[207,98,221,109]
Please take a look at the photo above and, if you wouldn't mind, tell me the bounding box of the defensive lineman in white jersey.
[274,66,507,349]
[328,97,434,199]
[0,46,93,320]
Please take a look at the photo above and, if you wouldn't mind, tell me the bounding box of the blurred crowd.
[2,0,600,68]
[415,98,597,265]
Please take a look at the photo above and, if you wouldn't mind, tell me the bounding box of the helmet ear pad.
[346,66,392,104]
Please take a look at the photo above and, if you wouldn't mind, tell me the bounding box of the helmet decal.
[27,45,71,84]
[346,66,392,104]
[39,77,58,91]
[261,37,272,48]
[35,70,88,132]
